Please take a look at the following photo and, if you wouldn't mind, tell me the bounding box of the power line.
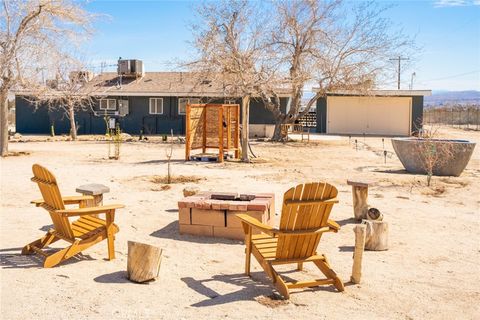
[422,70,480,82]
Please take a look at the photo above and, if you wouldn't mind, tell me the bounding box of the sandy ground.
[1,127,479,320]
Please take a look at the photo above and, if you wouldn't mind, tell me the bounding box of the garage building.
[316,90,432,136]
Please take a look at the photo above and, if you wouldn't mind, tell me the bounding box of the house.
[15,70,289,136]
[315,90,432,136]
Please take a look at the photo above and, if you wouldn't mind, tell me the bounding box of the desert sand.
[1,127,479,319]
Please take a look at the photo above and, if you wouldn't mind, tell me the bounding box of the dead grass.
[151,185,172,192]
[150,175,203,184]
[7,151,30,156]
[420,185,446,197]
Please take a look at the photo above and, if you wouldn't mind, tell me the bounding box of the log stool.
[127,241,163,283]
[347,179,373,221]
[76,183,110,207]
[363,220,389,251]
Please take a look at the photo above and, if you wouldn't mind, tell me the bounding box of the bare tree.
[0,0,94,156]
[189,0,413,142]
[187,0,274,162]
[262,0,413,140]
[33,56,95,140]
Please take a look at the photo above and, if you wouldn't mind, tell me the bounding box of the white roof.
[312,89,432,97]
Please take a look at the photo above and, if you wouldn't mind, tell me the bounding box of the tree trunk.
[364,220,389,251]
[127,241,163,283]
[272,118,284,141]
[351,224,367,284]
[68,104,77,140]
[0,90,9,157]
[352,186,369,221]
[241,95,250,162]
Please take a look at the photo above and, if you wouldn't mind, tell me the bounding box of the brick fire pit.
[177,192,275,240]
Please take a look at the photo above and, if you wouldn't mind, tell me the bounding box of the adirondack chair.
[236,182,344,298]
[22,164,124,268]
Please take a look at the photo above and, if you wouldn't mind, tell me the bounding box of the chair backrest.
[275,182,338,260]
[31,164,74,239]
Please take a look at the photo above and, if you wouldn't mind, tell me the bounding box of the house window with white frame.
[149,98,163,115]
[99,99,116,110]
[178,98,200,115]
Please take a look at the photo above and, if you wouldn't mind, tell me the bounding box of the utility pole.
[390,56,409,90]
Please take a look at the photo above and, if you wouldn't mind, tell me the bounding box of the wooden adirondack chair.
[22,164,124,268]
[236,182,344,298]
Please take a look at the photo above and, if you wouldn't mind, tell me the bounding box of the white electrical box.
[118,99,129,116]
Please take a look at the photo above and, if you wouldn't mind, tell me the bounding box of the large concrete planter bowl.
[391,138,476,177]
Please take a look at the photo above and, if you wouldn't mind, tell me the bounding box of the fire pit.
[177,192,275,240]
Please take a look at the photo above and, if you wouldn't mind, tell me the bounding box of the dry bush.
[415,125,455,186]
[150,175,203,184]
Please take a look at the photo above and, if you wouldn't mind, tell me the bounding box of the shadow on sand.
[94,271,133,284]
[0,247,95,269]
[181,273,272,307]
[373,168,410,175]
[134,159,185,165]
[182,269,345,307]
[335,217,358,226]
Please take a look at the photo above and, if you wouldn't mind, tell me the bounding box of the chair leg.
[297,262,303,271]
[106,210,116,260]
[107,233,115,260]
[243,224,252,276]
[245,248,251,276]
[22,231,59,255]
[267,262,290,299]
[314,257,345,292]
[43,246,71,268]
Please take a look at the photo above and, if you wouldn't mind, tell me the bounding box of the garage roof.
[312,89,432,97]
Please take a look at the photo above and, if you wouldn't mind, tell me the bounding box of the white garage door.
[327,96,412,136]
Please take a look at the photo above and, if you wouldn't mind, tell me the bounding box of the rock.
[13,133,22,139]
[183,186,200,197]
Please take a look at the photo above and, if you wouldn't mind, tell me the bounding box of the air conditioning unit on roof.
[117,59,144,78]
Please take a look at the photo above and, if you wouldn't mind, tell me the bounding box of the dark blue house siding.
[15,97,52,134]
[16,95,288,135]
[411,96,423,132]
[316,95,424,134]
[249,98,288,124]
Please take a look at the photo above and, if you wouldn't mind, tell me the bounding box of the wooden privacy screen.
[185,104,240,162]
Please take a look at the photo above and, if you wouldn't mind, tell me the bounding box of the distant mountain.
[425,90,480,107]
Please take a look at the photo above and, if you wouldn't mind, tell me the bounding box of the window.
[178,98,200,115]
[99,99,116,110]
[149,98,163,114]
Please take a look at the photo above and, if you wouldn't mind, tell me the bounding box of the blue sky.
[84,0,480,91]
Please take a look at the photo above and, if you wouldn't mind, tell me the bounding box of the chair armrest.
[31,195,95,207]
[31,199,45,207]
[236,214,277,236]
[56,204,125,217]
[327,219,340,232]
